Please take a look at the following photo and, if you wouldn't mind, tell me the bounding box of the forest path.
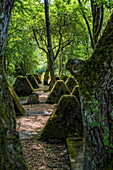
[17,84,56,139]
[16,84,71,170]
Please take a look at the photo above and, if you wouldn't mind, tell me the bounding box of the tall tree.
[0,0,28,169]
[44,0,56,87]
[66,12,113,169]
[78,0,104,49]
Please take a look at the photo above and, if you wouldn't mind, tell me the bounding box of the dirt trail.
[16,84,70,170]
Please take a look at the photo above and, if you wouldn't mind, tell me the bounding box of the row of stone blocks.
[13,73,42,97]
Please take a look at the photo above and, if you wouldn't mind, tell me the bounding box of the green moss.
[46,80,70,104]
[39,95,83,139]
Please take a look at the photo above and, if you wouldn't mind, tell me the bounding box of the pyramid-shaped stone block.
[33,73,42,84]
[46,80,70,104]
[8,81,25,116]
[26,74,40,89]
[39,95,83,139]
[60,74,68,82]
[71,85,80,102]
[65,77,77,93]
[13,76,34,97]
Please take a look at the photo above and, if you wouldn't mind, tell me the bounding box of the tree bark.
[44,0,55,87]
[0,1,28,169]
[66,12,113,169]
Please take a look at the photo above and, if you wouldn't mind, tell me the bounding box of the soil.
[16,84,71,170]
[22,139,70,170]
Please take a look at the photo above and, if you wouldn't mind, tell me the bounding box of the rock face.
[27,93,40,104]
[46,80,70,104]
[13,76,34,97]
[39,95,83,139]
[66,12,113,170]
[26,74,40,89]
[33,73,42,84]
[65,77,78,93]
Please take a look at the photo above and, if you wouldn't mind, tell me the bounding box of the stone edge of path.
[66,137,83,170]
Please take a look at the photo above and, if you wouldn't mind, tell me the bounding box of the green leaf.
[92,122,99,127]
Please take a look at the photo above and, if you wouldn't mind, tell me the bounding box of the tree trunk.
[78,0,104,49]
[44,0,55,87]
[0,1,28,169]
[44,64,49,85]
[66,12,113,169]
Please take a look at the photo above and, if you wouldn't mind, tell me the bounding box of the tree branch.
[32,28,48,54]
[93,5,104,40]
[78,0,94,49]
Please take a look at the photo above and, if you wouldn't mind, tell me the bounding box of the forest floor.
[16,84,71,170]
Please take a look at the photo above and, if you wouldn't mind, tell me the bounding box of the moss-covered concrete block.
[33,73,42,84]
[39,95,83,139]
[60,74,68,82]
[66,137,83,170]
[71,85,80,102]
[49,75,61,86]
[65,77,78,93]
[27,93,40,104]
[26,74,40,89]
[13,76,34,97]
[8,81,25,116]
[46,80,70,104]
